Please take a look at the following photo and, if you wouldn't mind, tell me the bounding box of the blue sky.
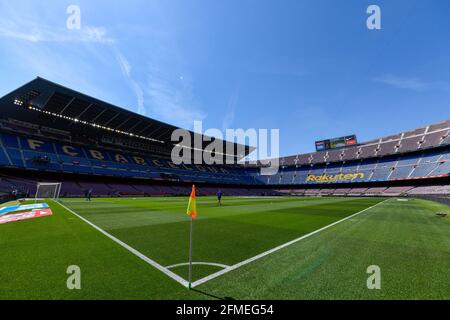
[0,0,449,156]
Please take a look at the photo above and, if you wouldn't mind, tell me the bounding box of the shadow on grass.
[191,288,235,300]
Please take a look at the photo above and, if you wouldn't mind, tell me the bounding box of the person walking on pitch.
[217,190,223,206]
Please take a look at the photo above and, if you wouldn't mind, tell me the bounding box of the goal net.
[35,182,62,202]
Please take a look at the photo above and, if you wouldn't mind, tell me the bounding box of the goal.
[35,182,62,202]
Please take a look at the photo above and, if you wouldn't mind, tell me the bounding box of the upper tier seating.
[1,131,449,186]
[276,119,450,166]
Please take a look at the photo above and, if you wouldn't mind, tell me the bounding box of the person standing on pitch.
[217,190,223,206]
[86,188,93,201]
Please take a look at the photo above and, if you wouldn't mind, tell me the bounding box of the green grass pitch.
[0,196,448,299]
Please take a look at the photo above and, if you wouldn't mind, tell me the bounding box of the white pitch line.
[190,199,389,288]
[52,200,190,288]
[166,262,230,269]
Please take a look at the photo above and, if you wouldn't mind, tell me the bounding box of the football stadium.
[0,77,449,300]
[1,2,450,311]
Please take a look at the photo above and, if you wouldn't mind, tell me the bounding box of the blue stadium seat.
[0,132,448,185]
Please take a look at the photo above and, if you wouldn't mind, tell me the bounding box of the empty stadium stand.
[0,77,448,198]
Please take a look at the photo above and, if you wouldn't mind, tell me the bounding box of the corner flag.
[187,185,197,219]
[186,185,197,289]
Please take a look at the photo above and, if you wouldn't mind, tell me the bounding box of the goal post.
[35,182,62,202]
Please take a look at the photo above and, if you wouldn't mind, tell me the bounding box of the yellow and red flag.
[186,185,197,219]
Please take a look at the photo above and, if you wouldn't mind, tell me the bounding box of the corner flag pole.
[188,216,194,289]
[186,184,197,289]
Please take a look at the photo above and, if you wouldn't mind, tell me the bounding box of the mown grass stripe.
[191,199,389,287]
[52,200,190,288]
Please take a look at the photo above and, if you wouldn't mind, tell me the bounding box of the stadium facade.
[0,78,449,200]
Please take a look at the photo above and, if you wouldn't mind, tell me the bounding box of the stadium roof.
[0,77,252,159]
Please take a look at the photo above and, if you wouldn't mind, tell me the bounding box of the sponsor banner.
[315,134,358,151]
[315,140,327,151]
[0,208,52,225]
[345,135,357,145]
[306,173,365,183]
[0,203,49,216]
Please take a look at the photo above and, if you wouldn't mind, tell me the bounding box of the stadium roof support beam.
[128,119,144,132]
[116,116,133,130]
[147,126,168,140]
[59,97,76,115]
[153,128,172,140]
[75,103,94,119]
[138,125,155,136]
[91,108,107,123]
[103,112,120,126]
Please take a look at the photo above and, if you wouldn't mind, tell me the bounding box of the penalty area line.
[191,199,390,288]
[52,200,190,288]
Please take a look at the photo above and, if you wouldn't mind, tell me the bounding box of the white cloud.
[0,22,114,44]
[114,49,146,115]
[116,51,132,76]
[0,25,42,42]
[0,1,206,126]
[222,86,240,132]
[0,3,116,103]
[373,75,428,90]
[0,6,144,116]
[372,74,447,91]
[83,26,114,44]
[147,71,206,129]
[4,40,112,103]
[130,80,145,115]
[0,2,114,45]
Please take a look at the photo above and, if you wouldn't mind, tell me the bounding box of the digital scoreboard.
[315,135,357,151]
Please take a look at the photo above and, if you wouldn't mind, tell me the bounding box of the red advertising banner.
[0,208,52,225]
